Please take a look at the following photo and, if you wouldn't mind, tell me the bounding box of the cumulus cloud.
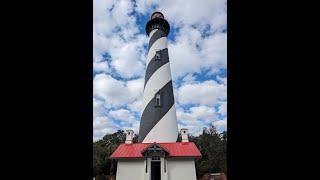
[159,0,226,30]
[177,106,215,121]
[108,35,147,78]
[93,74,144,108]
[177,105,218,135]
[93,61,110,73]
[180,73,197,85]
[93,0,148,78]
[127,100,142,113]
[217,101,227,116]
[93,116,119,141]
[109,109,135,122]
[177,80,227,106]
[169,30,227,79]
[213,117,227,131]
[217,75,227,85]
[109,108,140,133]
[93,97,105,119]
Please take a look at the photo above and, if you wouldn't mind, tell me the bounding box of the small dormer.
[125,130,134,144]
[141,143,169,157]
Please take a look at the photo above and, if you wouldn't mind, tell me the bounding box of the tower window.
[155,51,161,60]
[155,92,161,107]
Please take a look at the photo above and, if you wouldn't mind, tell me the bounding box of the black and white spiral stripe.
[138,29,178,143]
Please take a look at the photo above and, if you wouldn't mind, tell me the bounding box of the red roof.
[110,142,202,159]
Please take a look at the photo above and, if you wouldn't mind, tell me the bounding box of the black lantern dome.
[145,11,170,37]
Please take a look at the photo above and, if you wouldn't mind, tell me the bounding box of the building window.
[155,92,161,107]
[152,156,160,161]
[155,50,161,60]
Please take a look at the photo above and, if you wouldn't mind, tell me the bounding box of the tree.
[193,125,227,178]
[93,130,126,177]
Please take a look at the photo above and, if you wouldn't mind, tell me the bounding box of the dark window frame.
[155,91,162,107]
[155,50,161,61]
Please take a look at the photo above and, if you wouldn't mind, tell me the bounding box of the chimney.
[125,130,134,144]
[180,128,189,142]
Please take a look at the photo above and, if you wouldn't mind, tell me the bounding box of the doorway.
[151,161,161,180]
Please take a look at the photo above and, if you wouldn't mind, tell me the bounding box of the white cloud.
[177,106,216,121]
[169,38,203,79]
[122,119,141,135]
[217,75,227,85]
[176,109,194,122]
[181,73,197,85]
[126,78,144,101]
[93,74,144,107]
[213,117,227,131]
[93,97,105,119]
[169,31,227,79]
[93,29,148,79]
[93,116,119,141]
[159,0,226,30]
[93,74,127,107]
[177,105,218,135]
[217,101,227,116]
[134,0,159,14]
[109,108,140,133]
[109,36,147,78]
[93,61,110,73]
[190,106,216,121]
[94,116,110,130]
[201,32,227,74]
[109,109,135,122]
[178,119,204,136]
[93,0,116,35]
[128,100,142,113]
[177,80,227,106]
[93,0,148,78]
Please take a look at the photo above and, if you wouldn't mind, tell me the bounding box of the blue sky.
[93,0,227,141]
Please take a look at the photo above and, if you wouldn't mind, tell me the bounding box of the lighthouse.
[110,12,201,180]
[139,11,178,143]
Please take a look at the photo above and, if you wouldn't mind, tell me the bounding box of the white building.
[110,129,201,180]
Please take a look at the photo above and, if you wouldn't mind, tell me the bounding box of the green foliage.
[93,126,227,179]
[93,130,125,177]
[193,125,227,178]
